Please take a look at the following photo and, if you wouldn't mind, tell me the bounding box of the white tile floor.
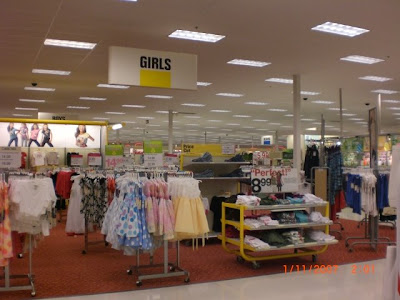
[51,259,385,300]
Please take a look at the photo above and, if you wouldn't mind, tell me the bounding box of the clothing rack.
[126,170,190,286]
[0,171,36,297]
[344,168,394,252]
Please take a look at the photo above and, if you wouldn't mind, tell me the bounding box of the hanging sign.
[88,153,102,166]
[144,140,163,154]
[252,151,271,167]
[144,154,164,168]
[70,154,84,166]
[105,145,124,156]
[0,147,21,168]
[105,156,125,169]
[261,135,274,145]
[165,153,179,165]
[182,143,222,156]
[251,167,298,194]
[222,144,235,155]
[109,46,197,90]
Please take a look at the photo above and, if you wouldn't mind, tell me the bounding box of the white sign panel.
[251,167,298,194]
[70,155,84,166]
[88,154,102,166]
[144,154,163,168]
[0,147,21,168]
[38,112,80,121]
[222,144,235,155]
[165,154,179,166]
[253,151,271,167]
[109,46,197,90]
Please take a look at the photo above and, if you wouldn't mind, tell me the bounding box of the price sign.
[70,155,84,166]
[105,156,125,169]
[165,154,179,166]
[251,167,298,194]
[88,153,102,166]
[144,154,163,168]
[0,147,21,168]
[253,151,271,166]
[222,144,235,155]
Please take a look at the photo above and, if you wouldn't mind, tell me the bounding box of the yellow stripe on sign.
[140,69,171,88]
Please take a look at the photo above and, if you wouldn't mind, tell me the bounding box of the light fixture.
[93,117,110,120]
[388,107,400,110]
[311,22,369,37]
[156,111,169,114]
[268,108,287,112]
[306,127,318,131]
[79,97,107,101]
[19,99,46,103]
[312,100,334,104]
[349,118,365,121]
[359,76,393,82]
[253,119,268,122]
[97,83,130,89]
[328,107,347,111]
[383,100,400,103]
[122,121,137,124]
[372,89,399,94]
[145,95,173,99]
[205,126,217,129]
[13,114,32,117]
[197,82,212,86]
[265,78,293,84]
[285,114,294,117]
[15,107,38,111]
[226,123,240,126]
[187,124,200,126]
[227,59,270,67]
[24,87,55,92]
[184,116,201,119]
[187,129,199,132]
[32,69,71,75]
[233,115,251,118]
[105,111,126,114]
[122,105,146,108]
[301,91,320,96]
[243,126,255,129]
[244,102,269,106]
[67,106,90,109]
[168,29,225,43]
[44,38,96,49]
[301,118,316,121]
[340,55,384,64]
[269,123,281,125]
[181,103,205,107]
[208,120,222,122]
[137,116,155,119]
[210,109,231,113]
[339,113,357,116]
[112,123,123,130]
[147,124,161,127]
[216,93,243,97]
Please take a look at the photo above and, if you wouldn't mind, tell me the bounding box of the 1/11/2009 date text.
[283,265,339,274]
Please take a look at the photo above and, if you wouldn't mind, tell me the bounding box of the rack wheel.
[31,291,36,297]
[82,250,87,255]
[312,255,317,263]
[348,248,353,253]
[169,266,176,272]
[18,253,24,259]
[127,269,133,275]
[236,256,245,264]
[294,249,298,254]
[345,242,349,248]
[252,262,260,270]
[105,242,109,246]
[184,277,190,283]
[136,281,142,287]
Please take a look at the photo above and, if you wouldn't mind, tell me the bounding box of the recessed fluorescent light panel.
[145,95,173,99]
[306,127,317,131]
[19,99,45,103]
[301,91,320,96]
[93,117,110,120]
[226,123,240,126]
[13,114,32,117]
[24,87,55,92]
[301,119,316,121]
[44,38,96,49]
[67,106,90,109]
[312,100,334,104]
[197,82,212,86]
[137,116,155,119]
[244,102,269,106]
[233,115,251,118]
[285,114,294,117]
[97,84,129,89]
[210,110,231,113]
[208,120,222,122]
[169,30,225,43]
[216,93,243,97]
[349,118,365,121]
[227,59,270,67]
[340,113,357,116]
[340,55,384,64]
[79,97,106,101]
[181,103,205,107]
[328,107,347,111]
[265,78,293,84]
[184,116,201,119]
[32,69,70,75]
[359,76,393,82]
[268,108,287,112]
[15,107,38,111]
[388,107,400,110]
[122,105,146,108]
[253,119,268,122]
[372,89,399,94]
[382,100,400,103]
[311,22,369,37]
[105,111,126,114]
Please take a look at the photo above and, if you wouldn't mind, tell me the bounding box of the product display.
[65,174,85,235]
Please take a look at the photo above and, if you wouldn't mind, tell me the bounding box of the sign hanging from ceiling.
[108,46,197,90]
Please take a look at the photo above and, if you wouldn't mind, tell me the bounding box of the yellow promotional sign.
[182,143,223,156]
[140,69,171,88]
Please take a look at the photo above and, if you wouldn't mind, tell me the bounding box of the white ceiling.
[1,0,400,144]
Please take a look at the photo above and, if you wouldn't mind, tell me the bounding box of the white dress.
[65,174,85,234]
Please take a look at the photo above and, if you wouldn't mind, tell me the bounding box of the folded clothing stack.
[245,235,270,250]
[282,231,304,244]
[192,152,213,162]
[272,212,296,224]
[276,199,291,205]
[258,215,279,226]
[309,211,330,223]
[258,231,290,247]
[236,195,261,206]
[295,211,309,223]
[244,215,279,228]
[307,230,335,242]
[303,194,325,204]
[194,169,214,178]
[287,196,304,204]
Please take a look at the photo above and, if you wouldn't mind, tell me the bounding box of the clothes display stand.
[219,199,338,269]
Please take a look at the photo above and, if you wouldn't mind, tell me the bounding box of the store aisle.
[51,259,384,300]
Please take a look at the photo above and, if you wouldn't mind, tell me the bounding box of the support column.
[168,110,173,154]
[293,74,301,172]
[320,114,325,167]
[339,88,343,141]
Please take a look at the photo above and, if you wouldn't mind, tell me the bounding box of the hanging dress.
[65,174,85,235]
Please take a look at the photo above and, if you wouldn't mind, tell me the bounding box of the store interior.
[1,0,400,300]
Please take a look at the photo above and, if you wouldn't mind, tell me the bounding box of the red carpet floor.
[1,219,396,300]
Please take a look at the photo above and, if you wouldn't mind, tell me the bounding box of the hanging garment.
[0,182,13,266]
[65,174,85,235]
[388,144,400,208]
[80,175,108,227]
[303,145,320,181]
[55,171,74,199]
